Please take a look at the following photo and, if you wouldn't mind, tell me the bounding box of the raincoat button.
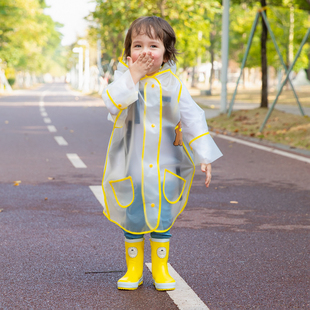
[149,164,153,168]
[151,203,155,207]
[151,124,155,128]
[118,104,122,108]
[152,84,155,88]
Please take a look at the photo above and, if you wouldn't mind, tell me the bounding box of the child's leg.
[118,235,144,290]
[123,230,144,240]
[150,230,171,239]
[150,230,175,291]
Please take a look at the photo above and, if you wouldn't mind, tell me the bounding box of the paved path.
[0,84,309,309]
[193,96,310,119]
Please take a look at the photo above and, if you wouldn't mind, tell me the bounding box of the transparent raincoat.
[101,60,222,234]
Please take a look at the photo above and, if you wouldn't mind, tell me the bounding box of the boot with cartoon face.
[117,238,144,290]
[150,238,176,291]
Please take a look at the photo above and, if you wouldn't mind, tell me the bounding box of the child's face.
[130,28,166,75]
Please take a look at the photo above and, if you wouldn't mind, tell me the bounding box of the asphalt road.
[0,83,309,309]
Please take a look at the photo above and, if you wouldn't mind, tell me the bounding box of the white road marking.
[41,112,48,117]
[88,185,210,310]
[66,153,87,168]
[146,263,210,310]
[89,186,105,208]
[39,101,44,107]
[39,107,45,112]
[54,136,68,146]
[43,117,52,124]
[214,133,310,164]
[47,125,57,132]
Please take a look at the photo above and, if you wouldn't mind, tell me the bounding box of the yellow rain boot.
[150,238,176,291]
[117,238,144,290]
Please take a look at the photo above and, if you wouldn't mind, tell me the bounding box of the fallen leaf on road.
[48,177,55,180]
[70,130,74,133]
[230,201,238,204]
[0,209,3,212]
[5,120,9,124]
[45,197,48,200]
[14,181,21,186]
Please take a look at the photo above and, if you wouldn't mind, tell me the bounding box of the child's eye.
[151,45,157,48]
[134,44,141,48]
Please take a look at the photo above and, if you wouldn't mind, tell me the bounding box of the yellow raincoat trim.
[189,132,210,149]
[154,142,195,233]
[116,51,182,103]
[163,169,186,204]
[106,89,125,110]
[118,49,129,68]
[140,82,152,228]
[140,78,163,231]
[101,110,123,219]
[102,67,203,235]
[109,176,135,208]
[143,69,182,103]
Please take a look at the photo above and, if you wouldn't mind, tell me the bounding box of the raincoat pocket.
[163,169,186,204]
[109,176,134,208]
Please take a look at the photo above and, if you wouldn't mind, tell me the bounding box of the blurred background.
[1,0,310,106]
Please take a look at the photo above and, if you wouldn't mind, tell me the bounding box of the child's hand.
[127,52,154,84]
[201,163,212,188]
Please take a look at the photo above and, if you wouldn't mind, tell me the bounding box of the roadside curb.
[211,130,310,158]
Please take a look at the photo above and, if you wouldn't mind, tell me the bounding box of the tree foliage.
[87,0,221,69]
[229,3,310,71]
[0,0,64,74]
[88,0,310,74]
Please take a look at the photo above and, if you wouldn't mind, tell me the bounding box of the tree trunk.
[158,0,167,17]
[260,0,268,108]
[209,30,215,94]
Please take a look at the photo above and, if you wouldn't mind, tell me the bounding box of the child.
[101,16,222,291]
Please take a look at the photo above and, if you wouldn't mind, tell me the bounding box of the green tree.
[87,0,220,71]
[0,0,64,76]
[230,0,310,108]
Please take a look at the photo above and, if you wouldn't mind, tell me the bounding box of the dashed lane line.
[89,185,210,310]
[214,133,310,164]
[39,107,45,112]
[54,136,68,146]
[47,125,57,133]
[41,112,48,117]
[43,117,52,124]
[67,153,87,168]
[146,263,210,310]
[89,186,104,207]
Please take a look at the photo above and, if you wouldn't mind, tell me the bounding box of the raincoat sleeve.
[179,81,223,165]
[102,69,139,117]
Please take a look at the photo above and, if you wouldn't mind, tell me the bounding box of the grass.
[208,108,310,150]
[194,85,310,107]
